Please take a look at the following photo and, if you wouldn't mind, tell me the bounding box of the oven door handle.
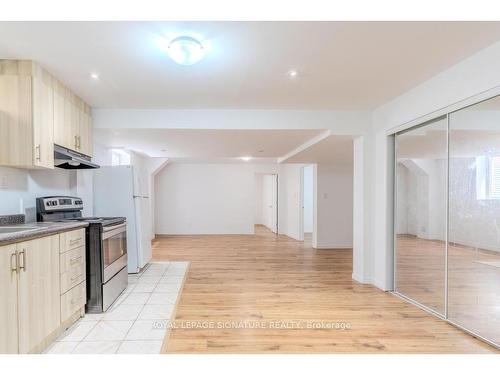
[102,222,127,239]
[103,222,126,232]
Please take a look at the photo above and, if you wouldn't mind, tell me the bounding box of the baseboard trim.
[314,245,353,250]
[352,272,373,285]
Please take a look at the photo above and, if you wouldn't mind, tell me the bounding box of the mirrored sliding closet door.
[448,96,500,346]
[394,95,500,349]
[394,116,448,316]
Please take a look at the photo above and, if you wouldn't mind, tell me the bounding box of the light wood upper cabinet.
[32,77,54,168]
[53,80,93,156]
[16,235,61,354]
[0,59,93,169]
[79,109,93,156]
[53,82,73,150]
[0,75,34,168]
[0,60,55,169]
[0,244,19,354]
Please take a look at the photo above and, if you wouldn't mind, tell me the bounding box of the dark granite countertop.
[0,221,88,246]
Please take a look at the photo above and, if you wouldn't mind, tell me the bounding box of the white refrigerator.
[93,165,152,273]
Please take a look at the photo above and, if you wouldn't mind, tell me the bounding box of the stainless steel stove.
[36,196,128,313]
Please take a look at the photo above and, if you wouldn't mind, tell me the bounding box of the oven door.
[102,222,128,283]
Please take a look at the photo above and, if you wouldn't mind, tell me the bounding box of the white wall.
[313,163,353,249]
[303,165,314,233]
[155,163,277,235]
[0,166,76,221]
[371,41,500,291]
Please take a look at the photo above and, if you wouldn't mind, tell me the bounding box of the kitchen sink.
[0,226,39,234]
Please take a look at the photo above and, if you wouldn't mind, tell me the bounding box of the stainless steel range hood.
[54,144,100,169]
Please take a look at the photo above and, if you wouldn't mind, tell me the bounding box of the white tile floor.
[45,261,188,354]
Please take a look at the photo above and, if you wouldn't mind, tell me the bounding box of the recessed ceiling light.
[240,156,252,162]
[167,36,205,66]
[288,70,298,78]
[90,73,99,80]
[160,149,167,152]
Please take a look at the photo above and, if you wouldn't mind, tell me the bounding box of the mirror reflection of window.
[448,95,500,347]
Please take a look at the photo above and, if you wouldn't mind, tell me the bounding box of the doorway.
[254,173,278,233]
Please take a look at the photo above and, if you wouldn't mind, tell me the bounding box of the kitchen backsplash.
[0,166,77,221]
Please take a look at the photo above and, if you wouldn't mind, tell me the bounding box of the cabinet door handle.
[74,135,78,149]
[10,251,18,273]
[70,255,83,265]
[77,136,81,149]
[69,237,82,245]
[35,145,41,161]
[18,249,26,272]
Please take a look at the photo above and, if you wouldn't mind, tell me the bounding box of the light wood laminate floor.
[153,225,497,353]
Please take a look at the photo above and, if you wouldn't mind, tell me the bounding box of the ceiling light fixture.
[288,69,298,78]
[90,72,99,80]
[240,156,252,162]
[167,36,205,66]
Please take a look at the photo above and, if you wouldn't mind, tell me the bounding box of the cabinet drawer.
[60,229,85,253]
[60,246,86,294]
[60,281,85,322]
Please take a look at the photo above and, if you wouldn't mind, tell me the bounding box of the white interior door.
[263,174,278,233]
[271,175,278,233]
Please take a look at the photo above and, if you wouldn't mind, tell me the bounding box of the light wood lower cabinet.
[60,228,85,252]
[61,281,86,322]
[0,228,87,354]
[0,244,19,354]
[60,246,85,294]
[17,235,61,354]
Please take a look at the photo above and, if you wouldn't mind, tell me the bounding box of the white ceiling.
[95,128,323,159]
[1,22,500,109]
